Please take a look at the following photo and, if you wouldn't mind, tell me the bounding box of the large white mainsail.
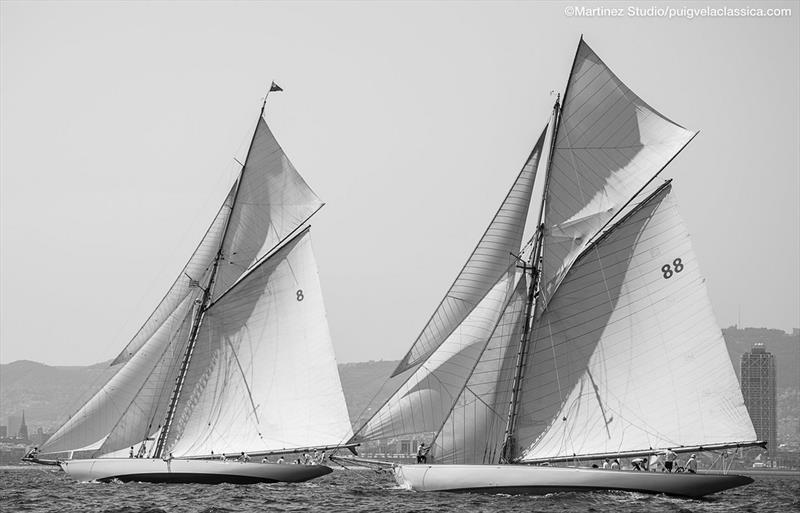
[167,229,352,455]
[41,100,351,465]
[518,184,756,461]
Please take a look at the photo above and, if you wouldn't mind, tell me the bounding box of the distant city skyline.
[2,1,798,366]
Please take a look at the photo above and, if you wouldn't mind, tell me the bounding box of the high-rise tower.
[740,343,777,459]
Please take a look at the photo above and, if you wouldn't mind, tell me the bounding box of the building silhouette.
[740,343,777,459]
[17,411,29,442]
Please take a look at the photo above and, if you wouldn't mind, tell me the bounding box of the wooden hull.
[60,458,331,484]
[393,464,753,498]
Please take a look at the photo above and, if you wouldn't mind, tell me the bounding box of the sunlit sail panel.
[538,39,695,315]
[111,185,237,365]
[392,127,547,376]
[358,271,520,441]
[519,186,756,461]
[433,276,528,464]
[166,229,352,455]
[212,119,324,301]
[41,294,198,455]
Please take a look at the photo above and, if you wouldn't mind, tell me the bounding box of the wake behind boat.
[35,84,355,484]
[344,38,763,498]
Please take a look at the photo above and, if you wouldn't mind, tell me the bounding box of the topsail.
[538,40,696,315]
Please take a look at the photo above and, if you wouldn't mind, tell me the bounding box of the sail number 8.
[661,258,684,279]
[296,289,304,301]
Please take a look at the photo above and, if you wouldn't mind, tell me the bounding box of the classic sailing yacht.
[37,86,355,484]
[345,39,764,498]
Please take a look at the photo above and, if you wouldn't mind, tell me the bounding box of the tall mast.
[153,92,272,458]
[499,94,561,463]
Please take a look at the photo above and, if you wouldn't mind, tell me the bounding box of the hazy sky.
[1,1,798,366]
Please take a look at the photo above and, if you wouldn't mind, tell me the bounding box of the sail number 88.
[661,258,684,279]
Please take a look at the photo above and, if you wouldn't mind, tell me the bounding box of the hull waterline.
[393,464,753,498]
[60,458,332,484]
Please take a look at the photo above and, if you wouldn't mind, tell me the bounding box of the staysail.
[41,293,198,455]
[518,184,756,461]
[41,106,347,459]
[356,269,522,443]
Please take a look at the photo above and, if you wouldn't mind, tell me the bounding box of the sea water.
[1,465,798,513]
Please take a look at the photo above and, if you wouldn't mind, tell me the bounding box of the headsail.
[110,185,236,365]
[392,126,547,376]
[432,275,529,464]
[538,38,696,316]
[356,268,521,444]
[518,184,756,461]
[212,118,324,300]
[41,293,197,456]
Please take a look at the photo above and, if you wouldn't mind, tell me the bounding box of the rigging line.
[392,122,549,377]
[591,240,614,417]
[584,368,612,440]
[555,180,674,289]
[96,299,197,456]
[350,260,523,441]
[110,186,235,367]
[224,338,261,426]
[583,131,699,249]
[546,319,564,405]
[428,271,527,458]
[463,385,506,420]
[207,207,323,309]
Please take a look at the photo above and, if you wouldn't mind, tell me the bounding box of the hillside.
[1,327,797,440]
[0,360,115,432]
[0,359,400,434]
[722,327,800,390]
